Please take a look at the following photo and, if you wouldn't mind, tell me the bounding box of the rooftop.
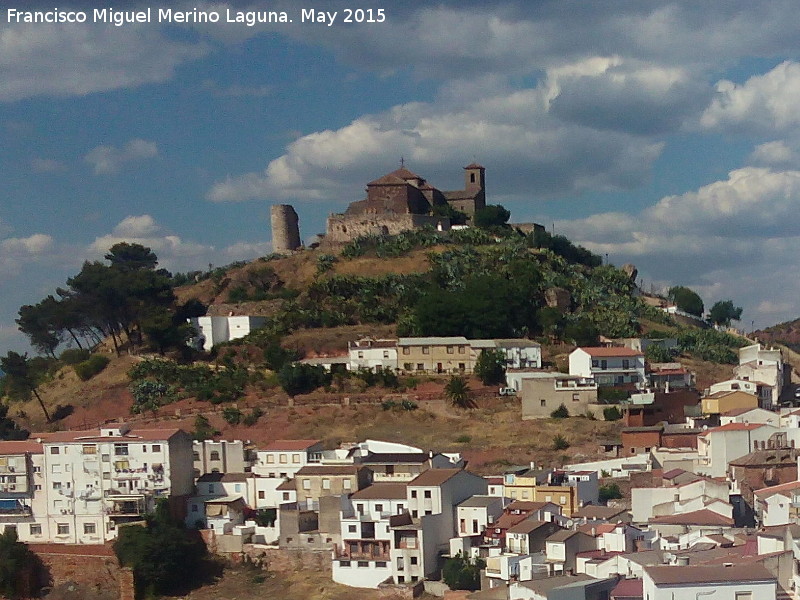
[644,564,774,585]
[458,495,501,508]
[349,483,408,500]
[0,440,43,455]
[576,347,644,357]
[36,428,185,443]
[507,519,549,534]
[408,468,463,487]
[260,439,322,451]
[649,509,734,526]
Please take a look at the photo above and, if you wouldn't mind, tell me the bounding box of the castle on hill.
[270,163,488,251]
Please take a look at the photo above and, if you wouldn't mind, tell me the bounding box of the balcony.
[105,495,147,517]
[334,540,390,561]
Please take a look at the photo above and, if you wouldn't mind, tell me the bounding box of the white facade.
[456,495,504,537]
[252,440,323,480]
[348,338,398,372]
[188,315,267,351]
[193,439,249,477]
[632,477,731,524]
[696,424,777,478]
[643,565,777,600]
[568,347,646,386]
[735,343,785,408]
[36,426,193,544]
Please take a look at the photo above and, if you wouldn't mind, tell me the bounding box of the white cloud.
[553,166,800,329]
[88,215,272,273]
[0,23,207,102]
[701,61,800,132]
[208,64,666,203]
[84,139,158,175]
[0,233,55,276]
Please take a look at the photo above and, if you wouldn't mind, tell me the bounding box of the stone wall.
[325,213,448,244]
[29,544,125,599]
[241,545,332,574]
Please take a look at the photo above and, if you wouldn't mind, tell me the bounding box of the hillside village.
[2,166,800,600]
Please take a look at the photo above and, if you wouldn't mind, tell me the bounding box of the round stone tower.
[270,204,301,253]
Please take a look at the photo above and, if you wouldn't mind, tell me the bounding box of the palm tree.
[445,375,475,409]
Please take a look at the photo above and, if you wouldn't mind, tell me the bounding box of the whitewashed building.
[348,338,398,372]
[568,347,646,386]
[188,315,267,351]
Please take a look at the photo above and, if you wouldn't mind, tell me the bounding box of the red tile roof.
[753,479,800,497]
[578,523,617,536]
[649,509,734,526]
[0,440,43,454]
[699,423,764,436]
[611,577,643,599]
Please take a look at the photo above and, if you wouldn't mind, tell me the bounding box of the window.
[601,360,607,369]
[34,484,42,491]
[458,346,466,354]
[32,466,41,473]
[258,491,265,500]
[402,347,410,355]
[51,464,62,474]
[50,447,60,455]
[101,454,110,462]
[266,455,275,463]
[573,393,580,402]
[302,479,311,490]
[410,556,418,565]
[193,452,200,461]
[322,478,331,490]
[473,520,479,534]
[343,479,352,490]
[57,524,69,535]
[114,444,128,456]
[460,519,466,533]
[348,525,357,533]
[210,451,220,461]
[560,495,567,504]
[417,364,424,371]
[404,363,413,371]
[458,363,465,370]
[152,445,161,452]
[82,444,96,455]
[375,504,383,513]
[340,560,351,567]
[358,351,364,358]
[358,561,369,568]
[376,561,387,568]
[282,493,290,501]
[411,490,417,498]
[422,346,430,355]
[52,482,61,490]
[279,454,288,464]
[735,594,752,600]
[541,399,547,407]
[591,360,599,368]
[102,472,110,480]
[29,524,41,535]
[84,523,96,535]
[383,351,390,359]
[412,510,418,518]
[292,454,300,464]
[447,346,454,354]
[423,490,431,499]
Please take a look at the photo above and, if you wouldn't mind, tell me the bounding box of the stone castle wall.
[270,204,301,252]
[325,213,449,244]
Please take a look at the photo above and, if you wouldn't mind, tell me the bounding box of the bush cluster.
[73,354,110,381]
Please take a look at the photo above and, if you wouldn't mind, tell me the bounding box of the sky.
[3,0,800,354]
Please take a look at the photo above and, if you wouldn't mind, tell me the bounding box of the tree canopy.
[668,286,704,317]
[709,300,743,327]
[473,204,510,229]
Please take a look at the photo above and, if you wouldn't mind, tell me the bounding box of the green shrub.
[455,434,472,443]
[551,403,569,419]
[277,363,330,396]
[599,482,623,502]
[73,354,110,381]
[598,387,629,403]
[59,348,91,365]
[603,406,623,421]
[242,407,263,426]
[222,407,243,425]
[552,434,570,450]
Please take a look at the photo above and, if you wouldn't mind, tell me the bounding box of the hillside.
[755,318,800,353]
[1,226,748,469]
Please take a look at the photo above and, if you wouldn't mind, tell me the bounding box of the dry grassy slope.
[173,247,433,316]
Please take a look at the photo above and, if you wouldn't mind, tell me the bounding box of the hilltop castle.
[269,163,488,251]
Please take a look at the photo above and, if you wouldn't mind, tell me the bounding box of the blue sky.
[4,1,800,353]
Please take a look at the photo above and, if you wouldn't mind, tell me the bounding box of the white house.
[643,564,777,600]
[696,423,777,478]
[720,406,780,428]
[0,440,48,543]
[252,439,323,480]
[456,495,505,537]
[753,480,800,527]
[332,482,408,588]
[348,338,398,372]
[38,425,194,544]
[192,439,250,477]
[568,347,646,386]
[735,343,786,408]
[188,315,267,351]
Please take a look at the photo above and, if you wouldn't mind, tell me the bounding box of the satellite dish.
[565,519,574,528]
